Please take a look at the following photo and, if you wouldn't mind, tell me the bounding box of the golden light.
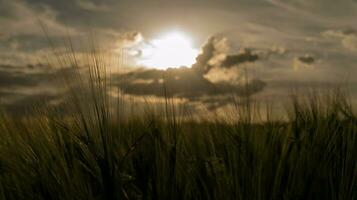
[137,32,199,69]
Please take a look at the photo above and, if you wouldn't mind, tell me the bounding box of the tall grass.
[0,49,357,199]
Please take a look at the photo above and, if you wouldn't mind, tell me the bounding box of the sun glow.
[138,32,199,69]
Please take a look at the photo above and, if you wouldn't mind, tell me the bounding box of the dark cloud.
[0,64,79,88]
[0,1,18,19]
[298,55,315,64]
[341,28,357,36]
[293,54,316,70]
[0,65,49,87]
[0,64,84,115]
[221,49,259,68]
[115,31,143,47]
[192,37,260,75]
[112,67,265,99]
[0,92,59,115]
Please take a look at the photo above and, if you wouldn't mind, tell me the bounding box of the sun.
[137,31,199,69]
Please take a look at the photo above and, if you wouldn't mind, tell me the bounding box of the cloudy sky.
[1,0,357,115]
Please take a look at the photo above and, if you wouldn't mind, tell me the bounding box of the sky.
[1,0,357,116]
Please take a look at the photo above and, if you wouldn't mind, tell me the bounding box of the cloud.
[323,29,357,51]
[265,0,357,22]
[0,64,50,88]
[192,36,260,75]
[220,49,259,68]
[293,55,316,70]
[0,0,143,66]
[22,0,128,32]
[0,0,149,66]
[0,1,74,37]
[191,37,221,75]
[0,92,59,115]
[115,31,143,47]
[2,0,357,114]
[0,64,85,115]
[298,55,315,64]
[0,0,83,65]
[112,67,265,99]
[76,0,110,11]
[111,36,266,103]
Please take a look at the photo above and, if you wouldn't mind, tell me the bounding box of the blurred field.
[0,52,357,200]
